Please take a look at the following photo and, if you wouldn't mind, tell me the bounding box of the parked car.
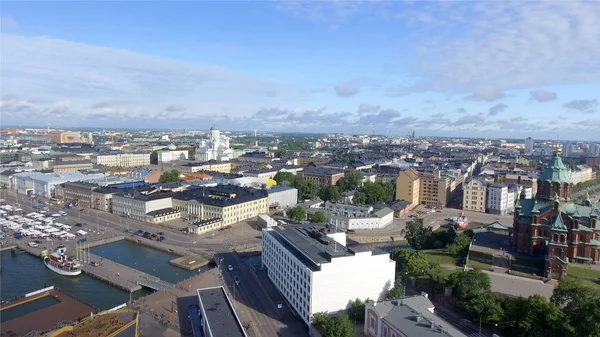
[75,223,83,227]
[90,261,100,267]
[157,232,164,236]
[346,230,356,234]
[135,230,144,236]
[142,232,151,238]
[158,235,166,242]
[149,234,158,240]
[228,265,233,271]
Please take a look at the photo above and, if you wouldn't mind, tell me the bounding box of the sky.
[0,1,599,140]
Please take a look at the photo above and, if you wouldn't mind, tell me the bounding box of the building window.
[370,317,375,329]
[383,326,388,337]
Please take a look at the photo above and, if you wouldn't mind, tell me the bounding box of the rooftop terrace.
[197,287,247,337]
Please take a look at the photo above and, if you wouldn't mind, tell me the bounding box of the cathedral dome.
[210,124,218,131]
[539,145,572,184]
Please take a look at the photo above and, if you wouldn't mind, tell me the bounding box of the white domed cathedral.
[194,124,234,162]
[512,144,599,279]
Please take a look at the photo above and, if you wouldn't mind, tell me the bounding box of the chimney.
[414,316,422,323]
[421,291,429,298]
[430,321,435,330]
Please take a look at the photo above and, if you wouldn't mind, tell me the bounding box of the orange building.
[182,172,214,183]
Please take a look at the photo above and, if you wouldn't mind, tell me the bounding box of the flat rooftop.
[266,223,355,271]
[197,287,247,337]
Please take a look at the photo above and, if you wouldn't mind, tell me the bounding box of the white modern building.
[591,143,600,157]
[112,189,180,223]
[324,201,373,217]
[92,152,151,167]
[262,224,395,325]
[195,125,234,162]
[524,137,534,155]
[266,186,298,209]
[157,150,189,163]
[12,171,105,198]
[328,208,394,230]
[486,184,515,215]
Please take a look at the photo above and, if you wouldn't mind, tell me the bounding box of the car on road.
[157,232,164,236]
[158,235,165,242]
[59,210,67,216]
[149,234,158,240]
[227,265,233,271]
[142,231,151,238]
[90,261,100,267]
[124,229,133,233]
[346,230,356,234]
[134,230,144,236]
[234,276,240,285]
[75,223,83,227]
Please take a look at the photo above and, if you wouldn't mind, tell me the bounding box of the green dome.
[539,151,572,184]
[210,124,218,131]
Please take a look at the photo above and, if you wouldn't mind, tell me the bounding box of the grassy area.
[568,265,600,279]
[422,249,457,266]
[511,256,544,269]
[469,260,493,270]
[469,250,494,262]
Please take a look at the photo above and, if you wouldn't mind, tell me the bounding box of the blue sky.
[1,1,599,140]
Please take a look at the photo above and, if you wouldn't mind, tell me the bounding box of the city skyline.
[1,1,599,140]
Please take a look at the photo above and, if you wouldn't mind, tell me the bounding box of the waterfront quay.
[14,241,171,292]
[0,286,94,337]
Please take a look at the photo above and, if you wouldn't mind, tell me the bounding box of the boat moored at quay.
[42,246,82,276]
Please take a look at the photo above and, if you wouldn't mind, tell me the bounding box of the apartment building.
[261,224,395,325]
[157,150,188,163]
[112,189,180,223]
[395,169,420,208]
[92,152,150,168]
[179,161,234,175]
[365,294,467,337]
[298,168,344,186]
[293,157,332,166]
[243,168,280,180]
[462,179,487,213]
[571,164,594,184]
[61,181,98,208]
[50,155,94,173]
[486,184,515,215]
[48,131,87,144]
[266,185,298,209]
[419,171,452,207]
[173,185,268,228]
[503,172,538,196]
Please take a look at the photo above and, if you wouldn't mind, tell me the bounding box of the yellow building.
[293,157,332,166]
[179,161,235,174]
[395,169,421,207]
[173,185,269,228]
[48,131,87,144]
[419,171,452,207]
[462,179,487,212]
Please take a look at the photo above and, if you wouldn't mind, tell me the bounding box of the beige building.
[571,164,594,185]
[92,152,151,168]
[418,170,453,207]
[298,168,344,186]
[395,169,420,208]
[173,185,268,228]
[61,182,98,208]
[48,131,87,144]
[179,161,234,175]
[112,189,180,223]
[51,155,94,173]
[462,179,487,212]
[293,157,332,166]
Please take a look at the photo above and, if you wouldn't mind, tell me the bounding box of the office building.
[486,184,515,215]
[112,188,180,223]
[525,137,534,154]
[365,294,468,337]
[266,185,298,209]
[157,150,189,163]
[262,224,395,325]
[298,168,345,186]
[462,179,487,213]
[395,169,420,208]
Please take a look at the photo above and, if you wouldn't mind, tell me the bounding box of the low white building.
[328,208,394,230]
[324,201,373,217]
[266,186,298,209]
[486,184,515,215]
[262,224,395,325]
[12,171,105,198]
[157,150,189,163]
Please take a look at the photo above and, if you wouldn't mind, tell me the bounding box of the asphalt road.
[216,252,284,337]
[2,189,261,254]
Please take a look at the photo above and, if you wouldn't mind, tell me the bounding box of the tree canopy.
[159,170,181,183]
[503,295,574,337]
[551,277,600,337]
[390,248,433,279]
[322,314,354,337]
[287,206,306,223]
[310,210,327,223]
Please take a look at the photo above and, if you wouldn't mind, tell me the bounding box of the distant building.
[591,143,600,157]
[179,161,234,175]
[12,171,105,198]
[298,168,344,186]
[395,169,420,208]
[50,155,94,173]
[92,152,150,168]
[262,224,395,325]
[462,179,487,213]
[157,149,188,163]
[364,294,468,337]
[48,131,88,144]
[525,137,534,154]
[571,164,594,184]
[195,125,234,162]
[266,185,298,209]
[112,188,180,223]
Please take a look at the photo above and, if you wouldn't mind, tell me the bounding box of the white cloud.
[0,34,308,126]
[529,89,558,102]
[334,82,360,97]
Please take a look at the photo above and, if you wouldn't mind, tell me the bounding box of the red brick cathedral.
[513,145,599,279]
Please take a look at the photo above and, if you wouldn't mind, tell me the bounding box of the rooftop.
[197,287,247,337]
[174,184,268,207]
[265,223,355,271]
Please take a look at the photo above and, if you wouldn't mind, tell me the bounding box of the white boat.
[42,246,82,276]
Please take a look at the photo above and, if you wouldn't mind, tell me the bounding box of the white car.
[227,265,233,271]
[59,211,67,215]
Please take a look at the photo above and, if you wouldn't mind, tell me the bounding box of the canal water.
[0,252,134,311]
[90,240,198,284]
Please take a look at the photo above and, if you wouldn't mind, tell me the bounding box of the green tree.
[274,149,286,158]
[551,277,600,337]
[287,206,306,222]
[319,185,341,202]
[159,170,181,183]
[322,314,355,337]
[344,170,363,191]
[353,191,367,205]
[150,151,158,165]
[188,146,196,159]
[405,218,433,250]
[310,210,327,223]
[504,295,574,337]
[273,172,296,186]
[390,248,433,279]
[298,180,319,199]
[312,312,328,332]
[347,298,366,323]
[447,231,473,256]
[388,277,405,298]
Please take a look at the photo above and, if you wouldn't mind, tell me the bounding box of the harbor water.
[89,240,198,283]
[1,251,133,311]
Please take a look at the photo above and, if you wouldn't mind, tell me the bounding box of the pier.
[14,242,175,293]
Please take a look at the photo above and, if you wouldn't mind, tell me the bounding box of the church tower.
[536,143,573,200]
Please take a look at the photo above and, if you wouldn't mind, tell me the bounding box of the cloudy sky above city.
[1,1,599,140]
